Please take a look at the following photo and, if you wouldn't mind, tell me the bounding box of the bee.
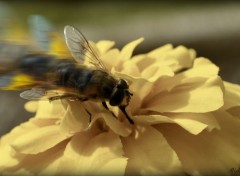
[0,17,134,124]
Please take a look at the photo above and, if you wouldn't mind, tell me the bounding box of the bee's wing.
[0,72,42,90]
[0,42,31,73]
[29,15,71,58]
[20,87,83,101]
[28,15,53,51]
[20,88,48,100]
[64,25,107,70]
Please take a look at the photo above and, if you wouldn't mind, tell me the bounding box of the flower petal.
[24,101,38,113]
[157,110,240,175]
[59,100,91,136]
[22,140,67,175]
[96,40,115,54]
[96,112,132,137]
[133,112,220,135]
[146,76,224,113]
[2,140,67,175]
[119,38,144,61]
[35,100,65,119]
[168,112,220,134]
[130,78,153,103]
[148,45,195,72]
[122,125,183,175]
[165,46,195,72]
[150,58,220,95]
[133,114,174,125]
[182,58,219,77]
[103,48,120,69]
[122,60,141,77]
[141,64,174,82]
[58,130,127,175]
[0,118,65,171]
[131,54,156,72]
[147,44,173,58]
[222,81,240,110]
[227,106,240,120]
[0,135,20,170]
[11,119,68,154]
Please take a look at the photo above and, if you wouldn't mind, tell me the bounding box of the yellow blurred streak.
[0,74,37,90]
[49,32,71,58]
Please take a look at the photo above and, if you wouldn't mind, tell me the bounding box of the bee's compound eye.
[117,79,128,89]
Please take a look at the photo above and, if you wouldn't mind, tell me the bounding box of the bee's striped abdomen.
[56,65,117,100]
[19,54,58,80]
[56,64,93,92]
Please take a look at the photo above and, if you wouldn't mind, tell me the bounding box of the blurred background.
[0,0,240,136]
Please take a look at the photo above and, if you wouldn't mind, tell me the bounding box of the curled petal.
[146,76,224,113]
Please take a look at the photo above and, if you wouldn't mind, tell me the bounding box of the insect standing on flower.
[0,16,134,124]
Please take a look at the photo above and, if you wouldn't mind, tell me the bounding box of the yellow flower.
[1,39,240,175]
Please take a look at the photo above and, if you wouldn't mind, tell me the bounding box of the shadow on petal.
[156,110,240,175]
[122,125,183,175]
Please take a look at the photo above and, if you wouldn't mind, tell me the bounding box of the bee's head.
[109,79,133,107]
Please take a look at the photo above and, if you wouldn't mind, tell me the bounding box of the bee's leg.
[102,102,117,118]
[49,96,92,123]
[77,98,91,123]
[79,97,88,102]
[83,106,92,123]
[49,95,79,102]
[119,106,134,124]
[49,95,67,102]
[69,97,92,123]
[49,95,87,102]
[102,102,109,110]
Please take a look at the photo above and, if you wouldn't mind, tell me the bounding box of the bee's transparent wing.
[20,87,84,101]
[20,88,48,100]
[0,42,31,73]
[64,25,107,70]
[28,15,53,51]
